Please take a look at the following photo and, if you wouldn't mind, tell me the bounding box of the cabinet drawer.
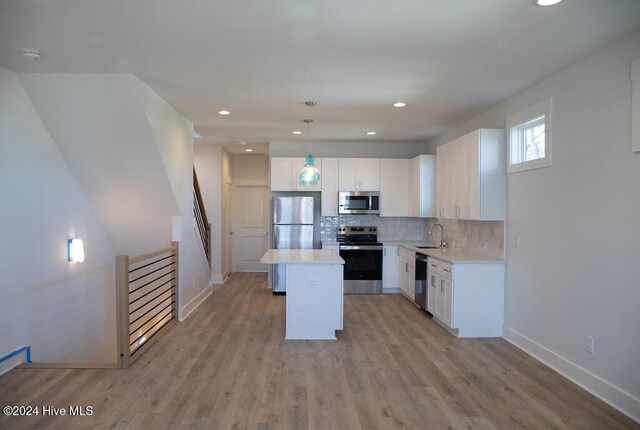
[427,258,453,279]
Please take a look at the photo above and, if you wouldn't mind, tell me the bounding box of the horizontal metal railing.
[116,243,178,368]
[193,168,211,265]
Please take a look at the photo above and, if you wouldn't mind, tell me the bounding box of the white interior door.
[233,185,269,272]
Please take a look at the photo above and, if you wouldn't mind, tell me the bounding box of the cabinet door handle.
[384,248,387,257]
[443,268,450,273]
[441,280,445,292]
[405,263,409,272]
[397,248,400,257]
[431,275,436,287]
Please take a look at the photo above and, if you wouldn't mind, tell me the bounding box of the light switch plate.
[586,335,595,354]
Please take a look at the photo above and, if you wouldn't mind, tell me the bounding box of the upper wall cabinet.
[380,159,410,217]
[436,129,505,220]
[436,144,452,218]
[338,158,380,191]
[321,158,339,216]
[270,157,322,191]
[410,155,436,218]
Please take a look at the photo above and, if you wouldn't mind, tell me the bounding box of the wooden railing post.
[115,255,131,369]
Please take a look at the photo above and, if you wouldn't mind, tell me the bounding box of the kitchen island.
[261,249,344,340]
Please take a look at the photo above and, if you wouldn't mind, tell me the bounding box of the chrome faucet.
[428,223,447,248]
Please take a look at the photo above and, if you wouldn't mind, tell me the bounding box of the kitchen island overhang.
[261,249,344,340]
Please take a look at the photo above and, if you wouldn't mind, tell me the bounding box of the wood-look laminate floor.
[1,272,637,430]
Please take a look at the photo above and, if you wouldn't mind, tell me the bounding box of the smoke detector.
[22,48,42,60]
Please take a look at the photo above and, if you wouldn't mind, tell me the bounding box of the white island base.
[261,249,344,340]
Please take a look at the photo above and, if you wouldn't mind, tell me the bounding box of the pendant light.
[299,101,321,185]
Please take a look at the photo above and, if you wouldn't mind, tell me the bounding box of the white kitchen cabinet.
[427,258,453,327]
[382,245,399,291]
[270,157,322,191]
[435,129,505,220]
[427,256,504,337]
[436,144,451,218]
[410,155,436,218]
[380,159,410,217]
[451,136,469,219]
[321,157,339,216]
[338,158,380,191]
[398,247,415,301]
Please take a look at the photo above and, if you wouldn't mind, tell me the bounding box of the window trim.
[506,98,552,173]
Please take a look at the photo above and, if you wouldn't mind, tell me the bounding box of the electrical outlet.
[585,336,595,354]
[511,235,520,248]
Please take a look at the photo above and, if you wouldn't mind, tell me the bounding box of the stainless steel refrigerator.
[270,193,321,293]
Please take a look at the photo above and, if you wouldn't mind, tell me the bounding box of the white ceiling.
[2,1,640,152]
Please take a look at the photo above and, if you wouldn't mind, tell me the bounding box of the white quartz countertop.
[261,249,345,265]
[385,241,504,264]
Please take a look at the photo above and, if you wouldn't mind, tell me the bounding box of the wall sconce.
[68,237,85,263]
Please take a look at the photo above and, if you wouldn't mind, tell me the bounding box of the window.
[507,98,552,173]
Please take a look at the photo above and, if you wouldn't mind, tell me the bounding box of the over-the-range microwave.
[338,191,380,215]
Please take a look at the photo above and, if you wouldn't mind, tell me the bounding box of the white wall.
[427,31,640,419]
[269,140,428,158]
[17,73,178,256]
[194,146,224,283]
[133,79,211,319]
[222,149,232,277]
[231,154,269,181]
[0,67,117,370]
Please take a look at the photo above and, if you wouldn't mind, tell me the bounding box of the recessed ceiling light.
[393,102,406,107]
[534,0,562,5]
[22,48,42,60]
[366,131,376,135]
[292,131,302,135]
[245,149,253,152]
[218,110,230,115]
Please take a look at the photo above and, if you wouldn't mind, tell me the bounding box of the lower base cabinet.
[399,247,415,301]
[427,257,504,338]
[382,245,399,292]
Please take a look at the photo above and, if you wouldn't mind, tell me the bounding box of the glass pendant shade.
[299,110,320,186]
[299,153,320,185]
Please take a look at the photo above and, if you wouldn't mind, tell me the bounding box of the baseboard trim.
[18,362,118,369]
[211,274,224,284]
[503,326,640,423]
[0,357,23,376]
[382,287,401,294]
[180,284,213,321]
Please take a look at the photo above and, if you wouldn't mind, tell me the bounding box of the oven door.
[339,245,383,294]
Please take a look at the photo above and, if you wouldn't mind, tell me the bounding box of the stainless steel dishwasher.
[414,253,428,310]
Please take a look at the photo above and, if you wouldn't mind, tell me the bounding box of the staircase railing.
[193,168,211,265]
[115,243,178,368]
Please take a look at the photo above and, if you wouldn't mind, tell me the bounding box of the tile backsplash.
[321,216,426,242]
[426,218,504,260]
[321,215,504,259]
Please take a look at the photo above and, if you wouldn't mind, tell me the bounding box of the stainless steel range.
[336,226,383,294]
